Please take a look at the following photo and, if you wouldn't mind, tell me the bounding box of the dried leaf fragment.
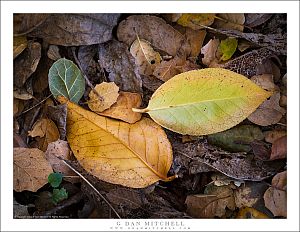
[59,97,174,188]
[88,82,119,113]
[13,36,27,59]
[99,91,142,123]
[264,130,287,144]
[270,135,287,160]
[14,148,53,192]
[201,39,220,67]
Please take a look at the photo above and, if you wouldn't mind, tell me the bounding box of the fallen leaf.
[207,125,264,152]
[99,92,142,124]
[213,13,245,31]
[106,188,144,209]
[45,140,75,176]
[248,93,286,126]
[98,40,142,93]
[117,15,184,57]
[177,14,215,30]
[211,173,244,187]
[270,135,287,160]
[256,59,281,82]
[77,45,98,81]
[153,56,200,82]
[250,74,280,92]
[28,14,120,46]
[13,13,49,35]
[13,36,27,59]
[133,68,271,136]
[48,58,85,103]
[264,130,287,144]
[236,207,269,218]
[272,171,287,191]
[219,37,238,61]
[28,118,60,152]
[130,37,162,76]
[14,41,41,88]
[264,187,286,217]
[88,82,119,113]
[201,38,220,67]
[13,132,27,148]
[58,97,174,188]
[47,45,61,61]
[237,39,253,52]
[47,104,67,140]
[250,140,271,161]
[14,148,53,192]
[222,48,275,77]
[182,28,206,58]
[245,13,273,28]
[13,98,24,117]
[141,75,164,92]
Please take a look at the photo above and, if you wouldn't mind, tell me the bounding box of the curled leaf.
[133,68,271,136]
[48,58,85,103]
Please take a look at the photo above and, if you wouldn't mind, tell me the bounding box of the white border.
[1,1,299,231]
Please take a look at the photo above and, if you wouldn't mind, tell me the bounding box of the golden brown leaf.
[182,28,207,58]
[13,148,53,192]
[130,37,161,76]
[264,187,287,217]
[177,14,215,30]
[59,97,174,188]
[264,130,287,144]
[272,171,287,191]
[88,82,119,113]
[28,118,60,152]
[99,92,142,124]
[213,13,245,31]
[13,36,27,59]
[236,207,269,218]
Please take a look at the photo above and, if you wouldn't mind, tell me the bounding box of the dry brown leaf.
[245,13,273,28]
[183,28,207,58]
[99,92,142,124]
[256,59,281,82]
[250,74,280,92]
[59,97,174,188]
[213,13,245,31]
[201,38,221,67]
[264,130,287,144]
[13,98,24,117]
[247,93,286,126]
[13,148,53,192]
[88,82,119,113]
[130,37,162,76]
[236,207,269,218]
[264,187,287,217]
[117,15,184,57]
[13,36,27,59]
[270,135,287,160]
[47,45,61,61]
[45,140,75,176]
[272,171,287,191]
[28,118,60,152]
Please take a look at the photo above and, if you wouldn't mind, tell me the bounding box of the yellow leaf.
[236,207,269,219]
[13,36,27,59]
[14,148,53,192]
[130,37,162,76]
[99,91,142,124]
[133,68,271,136]
[88,82,119,113]
[59,97,174,188]
[177,13,215,30]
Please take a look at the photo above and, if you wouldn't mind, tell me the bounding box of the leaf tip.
[132,107,149,113]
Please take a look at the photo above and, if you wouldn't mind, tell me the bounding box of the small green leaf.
[48,58,85,103]
[48,172,63,188]
[219,37,238,61]
[52,188,68,204]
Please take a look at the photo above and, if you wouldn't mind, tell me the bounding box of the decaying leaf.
[248,93,286,126]
[13,98,24,117]
[264,130,287,144]
[99,92,142,124]
[98,40,142,93]
[207,125,264,152]
[213,13,245,31]
[28,14,120,46]
[182,28,206,58]
[58,97,174,188]
[47,45,61,61]
[48,58,85,103]
[250,140,271,161]
[256,59,281,82]
[14,41,41,88]
[28,118,60,152]
[14,148,53,192]
[47,104,67,140]
[177,14,215,30]
[106,188,145,209]
[117,15,184,57]
[219,37,238,61]
[45,140,75,176]
[88,82,119,113]
[264,187,287,217]
[272,171,287,191]
[245,13,273,28]
[250,74,279,92]
[77,45,98,80]
[130,37,162,76]
[13,36,28,59]
[270,135,287,160]
[201,38,220,67]
[13,87,34,100]
[13,13,49,35]
[236,207,269,218]
[133,68,271,136]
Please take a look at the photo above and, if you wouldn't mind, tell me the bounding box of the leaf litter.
[13,13,287,220]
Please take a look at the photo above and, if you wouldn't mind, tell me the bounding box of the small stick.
[58,158,121,219]
[71,47,103,102]
[17,94,52,117]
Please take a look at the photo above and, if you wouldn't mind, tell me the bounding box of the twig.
[71,47,103,101]
[17,94,52,117]
[57,157,121,219]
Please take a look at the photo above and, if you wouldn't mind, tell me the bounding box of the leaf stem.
[132,107,149,113]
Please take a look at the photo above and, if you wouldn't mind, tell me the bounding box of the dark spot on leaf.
[150,60,155,64]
